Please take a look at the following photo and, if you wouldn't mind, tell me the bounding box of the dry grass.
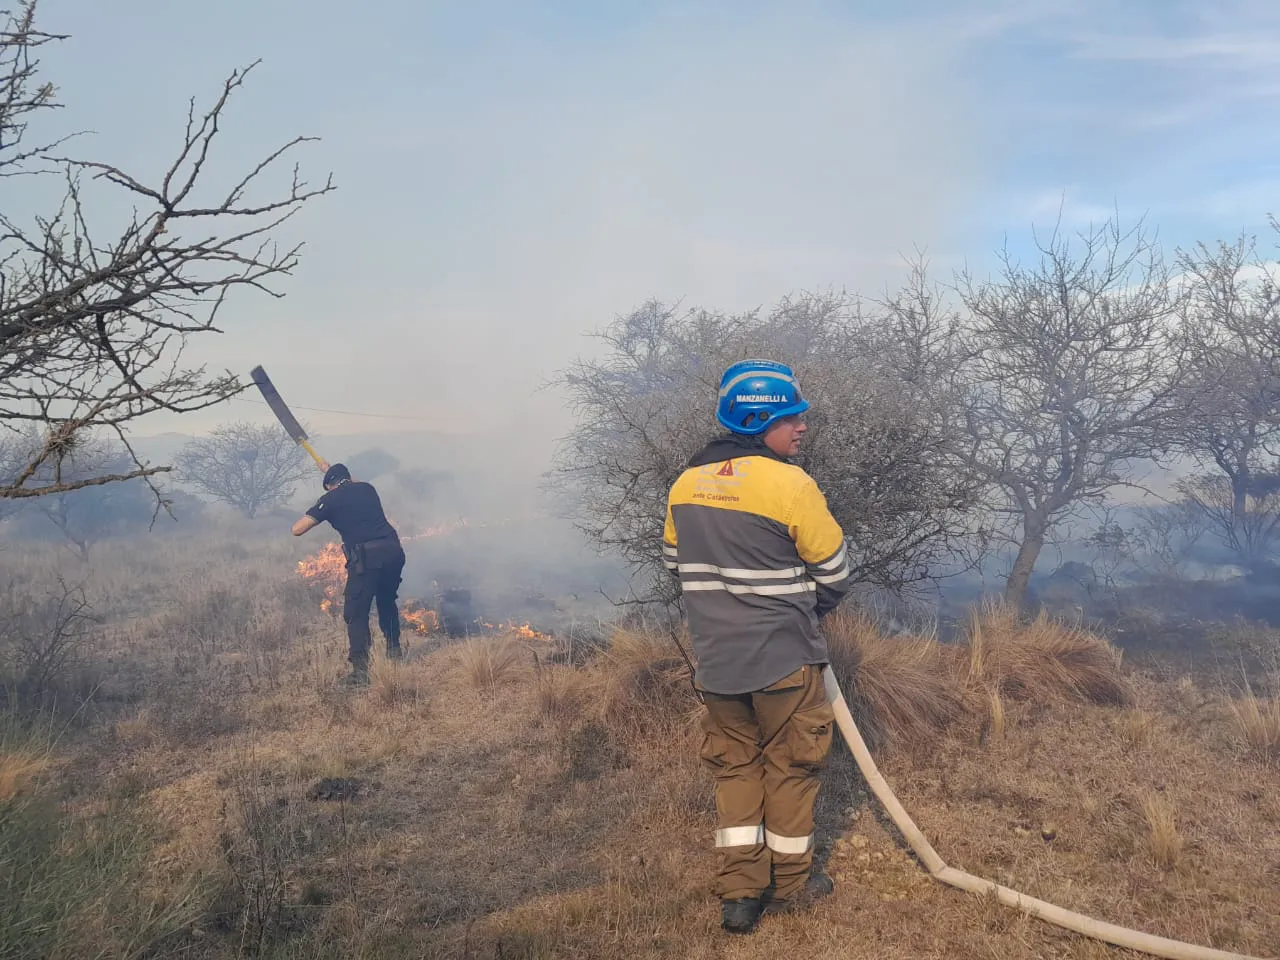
[593,627,702,744]
[4,532,1279,959]
[458,637,524,696]
[0,746,207,959]
[0,746,49,801]
[1140,793,1185,870]
[824,611,973,749]
[534,662,593,724]
[987,687,1007,742]
[367,659,428,708]
[824,607,1132,751]
[1227,688,1280,762]
[1119,708,1156,747]
[967,604,1132,707]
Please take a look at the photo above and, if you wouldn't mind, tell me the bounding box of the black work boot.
[386,644,404,662]
[338,661,370,690]
[721,897,764,934]
[763,872,834,915]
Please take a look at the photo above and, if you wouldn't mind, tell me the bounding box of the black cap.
[323,463,351,487]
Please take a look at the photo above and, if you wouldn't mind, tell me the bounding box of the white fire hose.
[822,668,1273,960]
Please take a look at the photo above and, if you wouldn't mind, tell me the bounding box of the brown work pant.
[698,663,835,902]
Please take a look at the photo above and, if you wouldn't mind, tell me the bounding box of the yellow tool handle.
[298,438,326,469]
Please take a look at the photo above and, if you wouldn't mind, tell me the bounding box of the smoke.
[345,448,400,482]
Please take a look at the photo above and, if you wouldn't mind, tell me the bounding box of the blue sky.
[22,0,1280,457]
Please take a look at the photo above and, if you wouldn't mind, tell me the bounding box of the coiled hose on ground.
[822,668,1273,960]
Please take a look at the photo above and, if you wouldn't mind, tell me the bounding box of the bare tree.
[26,435,154,557]
[174,421,313,518]
[548,292,981,603]
[1125,501,1210,584]
[1177,471,1280,567]
[0,2,332,503]
[0,427,21,522]
[952,220,1186,607]
[1171,235,1280,565]
[0,576,97,711]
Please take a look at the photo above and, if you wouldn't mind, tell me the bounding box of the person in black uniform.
[292,462,405,687]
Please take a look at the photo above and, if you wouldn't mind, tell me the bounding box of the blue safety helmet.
[715,360,809,436]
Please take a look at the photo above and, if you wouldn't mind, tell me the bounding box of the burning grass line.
[297,541,552,640]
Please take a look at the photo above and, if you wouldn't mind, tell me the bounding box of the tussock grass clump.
[594,629,701,742]
[584,607,1132,756]
[1227,689,1280,763]
[534,663,593,724]
[535,630,700,777]
[1119,708,1156,747]
[1140,792,1185,870]
[459,639,523,697]
[368,660,428,708]
[967,604,1132,707]
[986,687,1007,742]
[824,611,973,750]
[549,623,611,667]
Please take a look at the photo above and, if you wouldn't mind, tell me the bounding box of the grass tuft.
[1141,793,1185,870]
[1120,708,1156,747]
[534,663,593,725]
[824,611,973,750]
[967,604,1132,707]
[459,639,524,697]
[1227,688,1280,763]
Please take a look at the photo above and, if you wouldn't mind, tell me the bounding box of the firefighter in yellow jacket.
[664,359,853,935]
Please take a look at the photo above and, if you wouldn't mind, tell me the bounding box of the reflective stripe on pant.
[698,663,835,901]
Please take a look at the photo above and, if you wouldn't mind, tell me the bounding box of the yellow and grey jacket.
[663,436,852,695]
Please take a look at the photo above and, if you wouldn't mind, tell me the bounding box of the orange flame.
[296,522,549,641]
[509,622,551,640]
[402,605,439,634]
[477,619,553,641]
[297,542,346,616]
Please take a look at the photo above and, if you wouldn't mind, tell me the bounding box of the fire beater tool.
[248,365,326,469]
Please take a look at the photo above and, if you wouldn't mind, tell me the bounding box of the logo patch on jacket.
[692,458,748,503]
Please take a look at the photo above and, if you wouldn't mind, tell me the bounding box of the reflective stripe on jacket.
[664,438,852,695]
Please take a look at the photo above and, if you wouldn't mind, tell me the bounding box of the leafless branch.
[949,217,1187,606]
[1168,234,1280,566]
[0,3,333,502]
[547,293,983,602]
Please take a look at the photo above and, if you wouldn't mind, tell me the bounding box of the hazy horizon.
[21,0,1280,467]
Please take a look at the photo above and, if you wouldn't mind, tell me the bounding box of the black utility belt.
[342,537,399,561]
[349,536,398,548]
